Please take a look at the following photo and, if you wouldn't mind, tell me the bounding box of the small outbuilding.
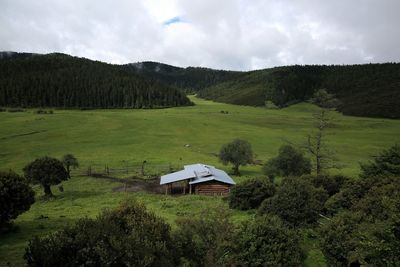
[160,164,235,195]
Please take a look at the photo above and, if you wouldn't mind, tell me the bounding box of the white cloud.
[0,0,399,70]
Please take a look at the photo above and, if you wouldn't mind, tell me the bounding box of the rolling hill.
[0,53,192,109]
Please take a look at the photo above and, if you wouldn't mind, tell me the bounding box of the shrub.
[0,171,35,228]
[24,201,177,267]
[173,207,235,266]
[259,177,328,226]
[263,145,311,179]
[228,178,275,210]
[305,174,350,197]
[234,215,304,267]
[360,144,400,178]
[324,176,395,215]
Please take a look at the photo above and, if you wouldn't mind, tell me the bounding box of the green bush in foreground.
[24,201,176,267]
[0,170,35,228]
[228,178,275,210]
[173,208,235,266]
[234,215,304,267]
[259,177,328,226]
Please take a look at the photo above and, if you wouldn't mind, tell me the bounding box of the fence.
[71,161,178,179]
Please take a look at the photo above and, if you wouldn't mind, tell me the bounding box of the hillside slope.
[124,61,242,93]
[0,53,192,108]
[198,64,400,118]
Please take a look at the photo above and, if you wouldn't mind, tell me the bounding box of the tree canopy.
[23,157,69,197]
[0,170,35,228]
[228,178,275,210]
[61,154,79,178]
[24,201,176,267]
[219,139,253,176]
[0,53,192,109]
[263,144,311,179]
[360,144,400,178]
[259,177,328,226]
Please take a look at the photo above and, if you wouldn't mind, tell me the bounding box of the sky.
[1,0,399,70]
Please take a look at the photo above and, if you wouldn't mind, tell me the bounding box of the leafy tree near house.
[263,144,311,180]
[61,154,79,178]
[0,170,35,228]
[23,157,69,197]
[219,139,253,176]
[228,178,276,210]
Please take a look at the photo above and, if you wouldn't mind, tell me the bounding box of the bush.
[259,177,328,226]
[263,145,311,179]
[234,215,304,267]
[0,171,35,228]
[360,144,400,178]
[320,178,400,266]
[228,178,275,210]
[24,201,177,267]
[173,207,235,266]
[324,176,394,215]
[0,107,6,112]
[305,174,350,197]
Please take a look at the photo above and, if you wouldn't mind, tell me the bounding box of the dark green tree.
[234,215,304,267]
[0,170,35,228]
[263,144,311,180]
[23,157,68,197]
[360,144,400,178]
[173,207,234,266]
[228,179,275,210]
[61,154,79,178]
[24,201,176,267]
[259,177,328,226]
[219,139,253,176]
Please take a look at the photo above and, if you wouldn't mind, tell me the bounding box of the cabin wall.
[194,181,231,196]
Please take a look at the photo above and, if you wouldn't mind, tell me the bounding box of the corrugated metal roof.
[160,169,196,185]
[160,163,235,185]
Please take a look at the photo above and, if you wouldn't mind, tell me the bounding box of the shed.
[160,164,235,195]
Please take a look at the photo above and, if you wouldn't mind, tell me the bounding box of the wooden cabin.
[160,164,235,196]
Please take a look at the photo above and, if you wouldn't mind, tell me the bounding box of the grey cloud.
[0,0,399,70]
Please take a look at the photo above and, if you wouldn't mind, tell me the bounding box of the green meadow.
[1,96,399,266]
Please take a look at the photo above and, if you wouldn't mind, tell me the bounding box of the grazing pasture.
[1,96,399,266]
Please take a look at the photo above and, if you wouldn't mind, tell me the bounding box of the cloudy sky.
[1,0,399,70]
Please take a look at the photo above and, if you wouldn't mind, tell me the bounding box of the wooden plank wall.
[195,182,231,196]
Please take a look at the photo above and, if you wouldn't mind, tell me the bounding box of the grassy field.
[1,96,400,266]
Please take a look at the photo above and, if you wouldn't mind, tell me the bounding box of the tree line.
[0,53,193,109]
[198,63,400,118]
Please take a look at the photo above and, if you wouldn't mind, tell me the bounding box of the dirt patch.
[89,173,163,193]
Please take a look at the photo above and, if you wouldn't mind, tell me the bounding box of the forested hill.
[124,61,242,93]
[198,64,400,118]
[0,53,192,109]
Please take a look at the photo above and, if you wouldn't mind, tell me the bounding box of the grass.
[1,96,399,266]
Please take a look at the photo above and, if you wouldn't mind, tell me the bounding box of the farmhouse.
[160,164,235,195]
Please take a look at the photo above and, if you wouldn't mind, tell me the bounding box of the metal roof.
[160,163,235,185]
